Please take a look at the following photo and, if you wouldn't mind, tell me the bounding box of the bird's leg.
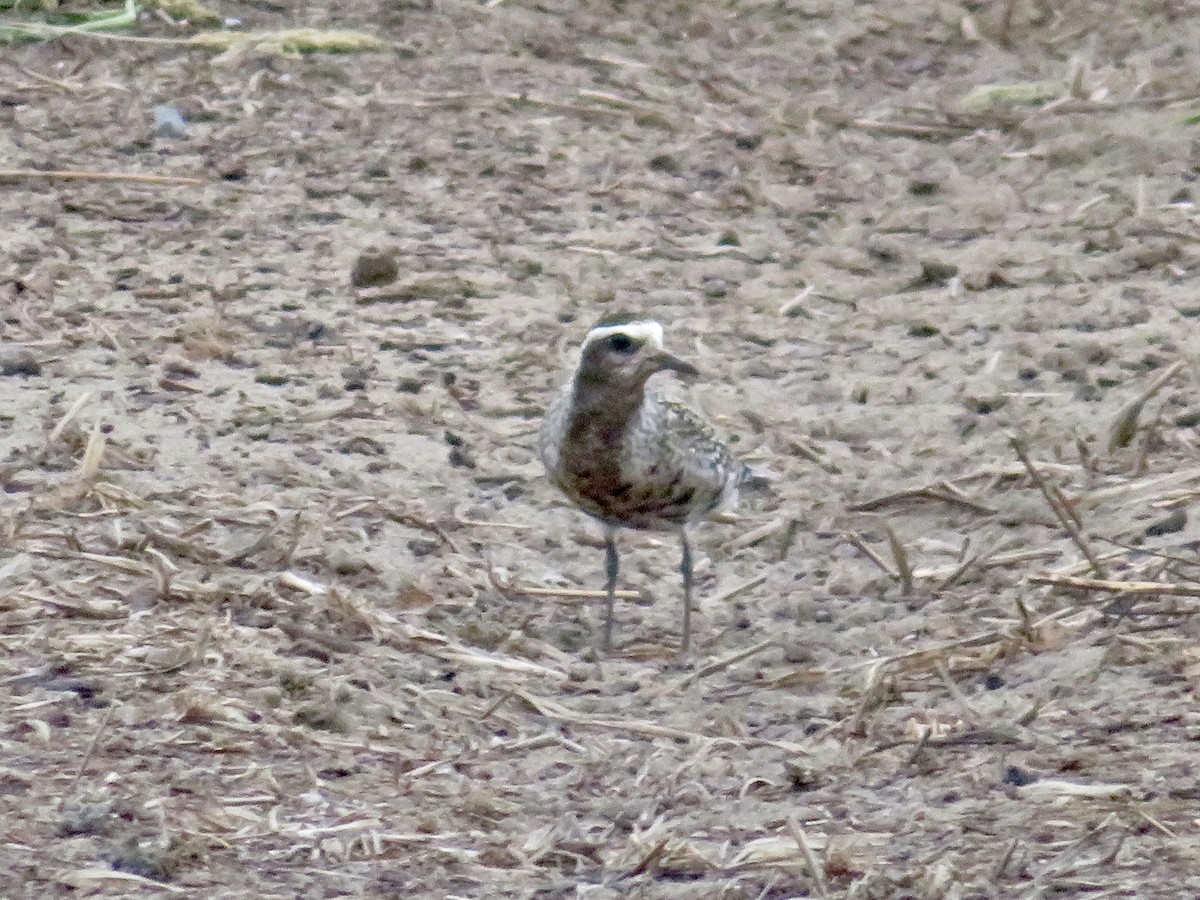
[603,526,619,651]
[680,530,694,658]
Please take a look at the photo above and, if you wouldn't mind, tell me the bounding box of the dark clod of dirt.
[908,323,941,338]
[217,156,248,181]
[350,248,400,288]
[648,153,679,174]
[784,760,822,792]
[1145,508,1186,537]
[912,259,959,287]
[57,803,122,838]
[341,364,371,391]
[0,346,41,377]
[109,836,202,883]
[293,701,353,733]
[448,446,477,469]
[1002,766,1040,788]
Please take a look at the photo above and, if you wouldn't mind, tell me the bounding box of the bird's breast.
[542,387,734,529]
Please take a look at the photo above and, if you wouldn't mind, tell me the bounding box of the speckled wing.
[634,393,745,522]
[537,382,572,478]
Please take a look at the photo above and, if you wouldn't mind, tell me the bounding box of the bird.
[538,312,751,657]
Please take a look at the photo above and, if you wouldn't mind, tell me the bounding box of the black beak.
[648,350,699,378]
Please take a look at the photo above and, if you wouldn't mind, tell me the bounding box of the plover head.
[574,313,698,390]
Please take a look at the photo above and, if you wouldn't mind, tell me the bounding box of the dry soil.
[3,1,1200,897]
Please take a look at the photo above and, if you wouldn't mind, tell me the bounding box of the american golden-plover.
[539,312,750,656]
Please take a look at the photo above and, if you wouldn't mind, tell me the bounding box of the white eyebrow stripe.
[583,320,665,350]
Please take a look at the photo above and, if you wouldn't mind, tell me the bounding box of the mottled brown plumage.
[539,314,748,655]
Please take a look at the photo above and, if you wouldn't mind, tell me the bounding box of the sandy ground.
[3,0,1200,896]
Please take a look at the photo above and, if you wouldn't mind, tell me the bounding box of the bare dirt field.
[3,1,1200,896]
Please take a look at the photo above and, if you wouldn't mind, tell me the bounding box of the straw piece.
[1029,573,1200,599]
[0,169,206,185]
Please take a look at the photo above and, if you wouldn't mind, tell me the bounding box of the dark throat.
[566,375,646,446]
[560,375,647,497]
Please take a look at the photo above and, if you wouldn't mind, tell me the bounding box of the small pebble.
[153,105,187,139]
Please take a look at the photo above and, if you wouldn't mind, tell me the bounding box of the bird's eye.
[607,334,636,354]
